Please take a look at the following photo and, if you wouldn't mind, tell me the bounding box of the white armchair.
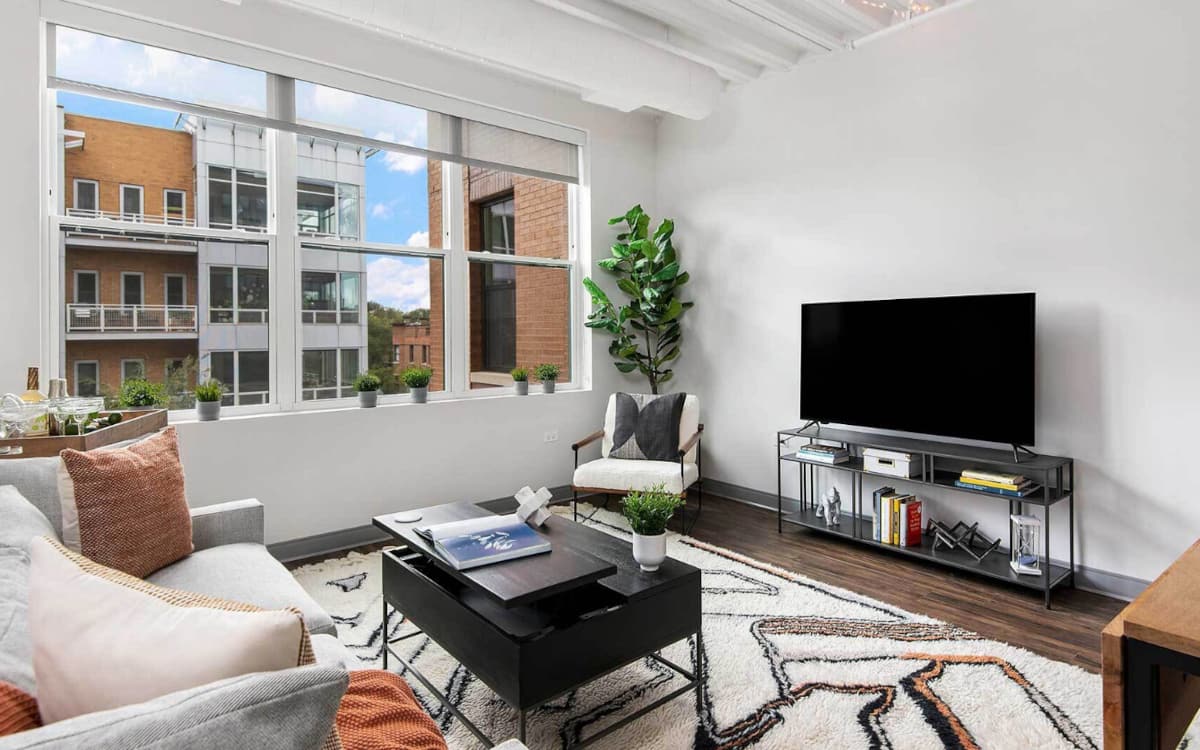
[570,394,703,532]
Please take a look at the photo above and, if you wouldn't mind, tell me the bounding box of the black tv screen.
[800,293,1035,445]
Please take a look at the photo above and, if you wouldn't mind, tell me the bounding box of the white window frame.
[164,273,187,306]
[208,265,269,324]
[119,183,144,221]
[73,269,98,304]
[163,188,186,225]
[299,346,361,401]
[299,269,361,325]
[296,179,359,240]
[207,166,268,232]
[73,360,99,396]
[120,358,145,383]
[72,178,98,216]
[120,271,144,306]
[206,349,269,406]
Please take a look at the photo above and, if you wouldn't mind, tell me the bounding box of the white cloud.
[370,202,394,220]
[366,256,430,311]
[310,85,358,117]
[381,151,427,174]
[405,231,429,248]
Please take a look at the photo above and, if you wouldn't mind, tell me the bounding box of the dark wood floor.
[290,491,1124,673]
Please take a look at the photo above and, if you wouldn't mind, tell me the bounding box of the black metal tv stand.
[776,425,1075,608]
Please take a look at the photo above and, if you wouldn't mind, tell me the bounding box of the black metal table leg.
[381,599,388,670]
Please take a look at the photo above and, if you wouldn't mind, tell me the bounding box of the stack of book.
[795,443,849,464]
[872,487,923,547]
[954,469,1040,498]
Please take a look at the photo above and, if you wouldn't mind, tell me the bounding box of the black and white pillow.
[610,392,686,461]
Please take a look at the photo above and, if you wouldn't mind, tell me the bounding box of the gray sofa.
[0,453,355,749]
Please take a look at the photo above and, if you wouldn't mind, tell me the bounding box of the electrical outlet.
[544,430,559,443]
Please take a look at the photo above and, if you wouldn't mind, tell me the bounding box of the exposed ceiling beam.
[606,0,808,70]
[694,0,841,52]
[787,0,886,37]
[724,0,851,50]
[530,0,762,83]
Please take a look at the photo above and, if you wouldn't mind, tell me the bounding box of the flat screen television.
[800,292,1035,446]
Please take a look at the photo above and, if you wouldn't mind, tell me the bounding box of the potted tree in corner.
[194,379,223,422]
[354,372,381,408]
[402,365,433,404]
[621,483,684,572]
[511,367,529,396]
[534,363,560,394]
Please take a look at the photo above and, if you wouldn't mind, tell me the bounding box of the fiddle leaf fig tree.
[582,204,692,394]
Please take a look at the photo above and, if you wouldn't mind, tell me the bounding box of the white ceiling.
[271,0,961,119]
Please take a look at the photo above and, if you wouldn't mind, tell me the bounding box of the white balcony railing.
[66,304,198,333]
[66,208,197,228]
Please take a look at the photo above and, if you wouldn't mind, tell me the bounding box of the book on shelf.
[953,480,1041,498]
[414,514,550,570]
[960,469,1026,486]
[795,451,849,465]
[872,486,894,542]
[957,475,1030,492]
[798,443,845,456]
[899,498,922,547]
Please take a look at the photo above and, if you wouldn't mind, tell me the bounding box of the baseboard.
[702,478,1148,602]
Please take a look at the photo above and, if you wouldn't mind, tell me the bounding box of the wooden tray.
[0,409,167,458]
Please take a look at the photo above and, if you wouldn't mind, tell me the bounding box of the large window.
[48,25,580,414]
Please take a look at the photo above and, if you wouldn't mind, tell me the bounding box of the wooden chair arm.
[679,424,704,459]
[572,429,605,451]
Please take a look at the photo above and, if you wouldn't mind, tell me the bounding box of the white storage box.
[863,448,922,478]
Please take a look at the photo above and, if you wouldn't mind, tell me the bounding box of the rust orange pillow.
[57,426,193,577]
[0,681,41,737]
[336,670,447,750]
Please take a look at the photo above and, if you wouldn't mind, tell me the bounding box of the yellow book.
[959,476,1025,491]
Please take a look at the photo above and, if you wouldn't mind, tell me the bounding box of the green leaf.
[608,215,625,225]
[651,261,680,282]
[582,277,611,305]
[674,271,690,286]
[597,258,621,272]
[615,362,637,373]
[658,370,674,384]
[660,345,680,362]
[617,278,640,297]
[661,298,685,322]
[653,218,674,241]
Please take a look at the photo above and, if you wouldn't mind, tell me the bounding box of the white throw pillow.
[27,536,315,724]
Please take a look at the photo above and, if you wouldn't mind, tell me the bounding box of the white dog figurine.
[815,487,841,527]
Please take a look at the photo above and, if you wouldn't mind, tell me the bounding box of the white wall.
[656,0,1200,583]
[0,0,657,544]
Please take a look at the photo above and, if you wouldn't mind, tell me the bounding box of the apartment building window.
[121,358,145,383]
[392,345,400,363]
[121,272,144,306]
[73,179,98,217]
[296,181,360,239]
[208,167,267,231]
[74,271,98,304]
[73,361,99,397]
[165,274,186,306]
[164,189,186,225]
[209,350,269,406]
[120,184,143,220]
[301,271,360,324]
[209,266,268,323]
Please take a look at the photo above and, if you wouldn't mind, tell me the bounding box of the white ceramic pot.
[358,390,378,408]
[542,379,556,394]
[632,532,667,572]
[515,381,529,396]
[410,387,428,404]
[196,400,221,422]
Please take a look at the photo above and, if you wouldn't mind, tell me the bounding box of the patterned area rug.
[293,505,1105,749]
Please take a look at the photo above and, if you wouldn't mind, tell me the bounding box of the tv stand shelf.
[776,426,1075,607]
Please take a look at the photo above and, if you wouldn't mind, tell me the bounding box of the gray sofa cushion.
[0,486,57,551]
[146,543,336,637]
[0,547,34,695]
[0,665,348,750]
[0,458,62,536]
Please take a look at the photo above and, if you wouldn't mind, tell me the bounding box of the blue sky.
[56,29,433,311]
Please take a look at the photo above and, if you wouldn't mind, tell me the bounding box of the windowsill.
[168,382,591,424]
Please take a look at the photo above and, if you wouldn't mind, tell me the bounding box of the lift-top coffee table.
[373,502,702,747]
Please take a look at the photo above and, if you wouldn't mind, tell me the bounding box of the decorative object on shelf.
[353,372,381,408]
[863,447,921,478]
[510,367,529,396]
[1009,514,1043,575]
[928,519,1001,562]
[534,363,560,394]
[815,486,841,527]
[18,367,49,437]
[194,379,223,422]
[582,204,693,394]
[402,365,432,403]
[795,443,849,464]
[514,485,553,527]
[622,483,684,572]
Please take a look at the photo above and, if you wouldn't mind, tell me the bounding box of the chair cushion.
[58,426,193,577]
[0,681,40,737]
[573,458,699,496]
[147,543,336,637]
[0,487,57,552]
[603,393,699,463]
[0,458,62,537]
[336,670,447,750]
[0,549,35,696]
[609,393,686,461]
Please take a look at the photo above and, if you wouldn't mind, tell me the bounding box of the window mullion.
[269,73,298,411]
[444,160,468,396]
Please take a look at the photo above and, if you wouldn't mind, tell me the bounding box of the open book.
[414,514,551,570]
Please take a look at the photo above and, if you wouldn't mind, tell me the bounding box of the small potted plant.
[621,483,684,572]
[354,372,381,408]
[511,367,529,396]
[534,363,560,394]
[402,365,433,403]
[194,379,224,422]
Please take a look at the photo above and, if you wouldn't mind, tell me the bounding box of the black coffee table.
[374,502,702,747]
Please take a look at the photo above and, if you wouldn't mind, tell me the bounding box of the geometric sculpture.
[515,485,553,527]
[1009,514,1042,575]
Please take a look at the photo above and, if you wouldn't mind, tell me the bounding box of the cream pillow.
[28,536,316,724]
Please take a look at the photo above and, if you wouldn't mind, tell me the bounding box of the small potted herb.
[194,379,224,422]
[511,367,529,396]
[534,363,560,394]
[622,484,684,572]
[117,378,168,410]
[354,372,381,408]
[402,365,433,403]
